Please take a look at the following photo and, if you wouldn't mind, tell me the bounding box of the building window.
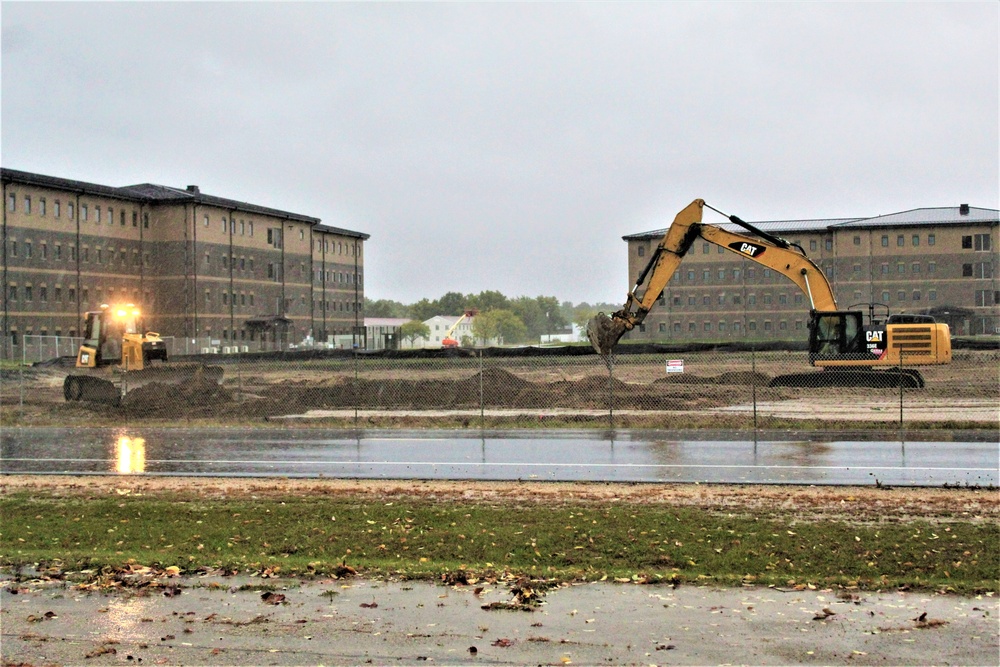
[974,289,994,307]
[881,291,890,302]
[25,242,32,258]
[778,293,787,305]
[39,198,46,216]
[825,239,832,251]
[68,202,75,219]
[203,215,209,227]
[95,206,101,223]
[896,235,904,247]
[881,235,889,247]
[702,269,710,282]
[107,206,113,223]
[702,243,710,254]
[897,263,905,274]
[974,234,991,251]
[6,192,15,211]
[24,285,33,301]
[809,240,817,251]
[637,245,645,257]
[748,321,757,331]
[911,262,920,274]
[929,289,937,301]
[928,261,936,274]
[963,263,973,277]
[8,285,17,301]
[54,201,60,217]
[688,322,696,332]
[853,235,861,246]
[39,286,47,302]
[880,263,889,275]
[852,263,861,274]
[24,196,31,214]
[143,213,149,229]
[912,234,919,246]
[704,322,711,331]
[658,323,666,332]
[763,321,772,331]
[928,234,935,246]
[81,204,88,221]
[913,291,921,301]
[897,291,906,301]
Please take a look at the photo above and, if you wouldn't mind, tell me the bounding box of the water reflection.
[116,436,146,474]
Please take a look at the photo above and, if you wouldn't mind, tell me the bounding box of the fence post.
[607,355,614,431]
[751,344,758,436]
[20,337,25,412]
[479,350,484,430]
[898,350,905,432]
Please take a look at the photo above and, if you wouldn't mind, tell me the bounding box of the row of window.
[7,192,148,228]
[878,233,937,248]
[7,239,151,266]
[8,283,151,306]
[666,293,807,307]
[645,320,806,334]
[636,232,952,259]
[205,289,362,313]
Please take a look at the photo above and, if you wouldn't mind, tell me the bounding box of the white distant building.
[540,323,584,344]
[364,317,409,350]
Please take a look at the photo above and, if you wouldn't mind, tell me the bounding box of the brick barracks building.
[1,168,369,358]
[622,204,999,341]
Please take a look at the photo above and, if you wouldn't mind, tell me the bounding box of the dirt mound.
[120,375,234,416]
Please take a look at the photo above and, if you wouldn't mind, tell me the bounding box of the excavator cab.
[808,311,868,362]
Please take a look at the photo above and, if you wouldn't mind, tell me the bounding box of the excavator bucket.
[587,312,627,357]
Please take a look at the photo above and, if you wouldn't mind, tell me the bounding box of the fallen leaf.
[261,592,286,605]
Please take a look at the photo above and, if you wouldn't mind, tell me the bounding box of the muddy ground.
[3,349,997,424]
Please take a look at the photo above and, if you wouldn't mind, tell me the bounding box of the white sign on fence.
[666,359,684,373]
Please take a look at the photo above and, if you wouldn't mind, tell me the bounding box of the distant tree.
[407,298,438,322]
[365,298,407,318]
[399,320,430,346]
[437,291,468,316]
[474,309,527,345]
[468,290,510,313]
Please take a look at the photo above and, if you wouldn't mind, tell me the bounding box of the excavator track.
[769,368,924,389]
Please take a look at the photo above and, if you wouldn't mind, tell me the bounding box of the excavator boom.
[589,199,836,355]
[589,199,950,384]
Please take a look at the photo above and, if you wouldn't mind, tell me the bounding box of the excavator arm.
[588,199,838,355]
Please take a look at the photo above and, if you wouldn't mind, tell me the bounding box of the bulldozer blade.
[118,364,224,391]
[587,312,627,356]
[64,364,224,407]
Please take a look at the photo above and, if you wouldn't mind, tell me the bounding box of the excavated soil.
[4,349,998,424]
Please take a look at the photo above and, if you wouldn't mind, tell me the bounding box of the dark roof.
[1,167,369,237]
[623,218,859,241]
[624,205,998,241]
[831,205,998,228]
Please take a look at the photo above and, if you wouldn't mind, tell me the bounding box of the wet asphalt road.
[1,428,996,486]
[3,575,997,666]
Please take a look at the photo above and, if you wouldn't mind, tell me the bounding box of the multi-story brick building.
[1,168,369,358]
[621,204,999,340]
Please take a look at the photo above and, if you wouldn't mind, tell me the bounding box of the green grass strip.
[2,493,996,594]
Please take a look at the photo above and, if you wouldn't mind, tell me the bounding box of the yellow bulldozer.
[63,303,222,406]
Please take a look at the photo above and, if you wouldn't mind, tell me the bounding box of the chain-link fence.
[2,340,997,431]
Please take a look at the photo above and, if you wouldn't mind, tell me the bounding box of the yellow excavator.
[63,303,223,406]
[588,199,952,387]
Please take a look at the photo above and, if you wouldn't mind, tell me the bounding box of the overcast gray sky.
[3,2,997,305]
